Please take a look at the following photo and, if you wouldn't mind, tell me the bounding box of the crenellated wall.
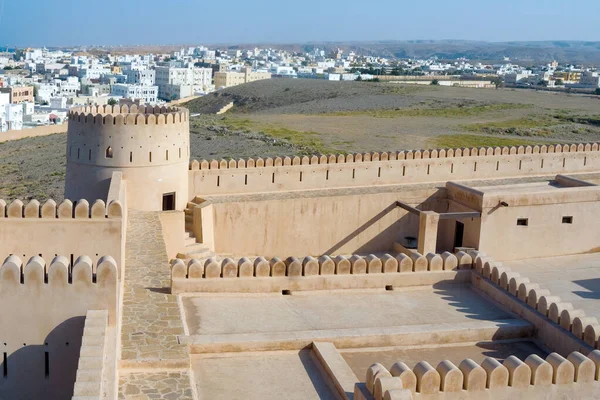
[170,250,472,294]
[0,198,124,274]
[358,350,600,400]
[0,254,118,400]
[66,104,190,211]
[189,143,600,197]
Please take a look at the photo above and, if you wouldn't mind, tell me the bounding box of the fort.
[2,103,600,399]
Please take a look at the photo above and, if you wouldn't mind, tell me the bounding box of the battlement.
[470,251,600,355]
[68,104,188,126]
[0,254,117,287]
[190,142,600,171]
[0,198,123,219]
[189,142,600,197]
[359,350,600,399]
[170,250,472,294]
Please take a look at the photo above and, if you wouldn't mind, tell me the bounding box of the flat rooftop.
[182,284,516,336]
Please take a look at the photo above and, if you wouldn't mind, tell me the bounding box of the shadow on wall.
[324,192,446,255]
[0,316,84,400]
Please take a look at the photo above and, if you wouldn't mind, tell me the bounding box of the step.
[184,231,195,239]
[182,319,534,354]
[184,237,196,246]
[186,201,198,209]
[184,208,193,216]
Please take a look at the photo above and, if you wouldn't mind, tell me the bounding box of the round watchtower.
[65,104,190,211]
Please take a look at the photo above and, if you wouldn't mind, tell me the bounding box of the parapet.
[359,350,600,399]
[0,198,122,219]
[68,104,188,127]
[170,251,468,294]
[189,142,600,170]
[0,254,118,286]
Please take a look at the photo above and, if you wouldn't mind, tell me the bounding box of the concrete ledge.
[312,342,359,400]
[172,270,471,294]
[182,319,533,354]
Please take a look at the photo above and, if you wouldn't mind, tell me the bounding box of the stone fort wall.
[0,254,118,400]
[189,143,600,197]
[65,104,190,211]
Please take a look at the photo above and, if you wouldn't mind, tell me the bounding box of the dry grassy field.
[187,79,600,155]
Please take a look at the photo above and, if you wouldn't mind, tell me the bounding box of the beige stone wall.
[65,105,190,211]
[0,123,67,143]
[159,211,185,259]
[478,189,600,260]
[0,254,118,400]
[189,144,600,197]
[205,188,445,256]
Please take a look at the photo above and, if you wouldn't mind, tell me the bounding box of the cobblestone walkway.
[119,371,194,400]
[119,210,192,398]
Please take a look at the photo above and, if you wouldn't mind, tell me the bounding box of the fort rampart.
[189,143,600,196]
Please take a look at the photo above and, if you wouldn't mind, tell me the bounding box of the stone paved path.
[119,210,192,398]
[119,371,194,400]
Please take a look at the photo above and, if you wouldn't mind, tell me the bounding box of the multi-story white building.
[111,84,158,104]
[580,71,600,88]
[125,69,156,86]
[155,66,193,100]
[78,67,110,80]
[4,103,23,131]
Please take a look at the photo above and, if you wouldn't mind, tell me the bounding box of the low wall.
[0,123,67,143]
[0,198,124,274]
[189,143,600,197]
[170,251,472,293]
[72,310,114,400]
[357,350,600,400]
[159,211,185,259]
[0,254,118,400]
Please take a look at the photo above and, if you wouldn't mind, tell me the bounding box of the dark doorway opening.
[162,192,175,211]
[454,221,464,249]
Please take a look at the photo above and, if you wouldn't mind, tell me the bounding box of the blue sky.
[1,0,599,47]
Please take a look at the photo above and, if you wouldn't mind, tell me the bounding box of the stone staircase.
[177,198,215,260]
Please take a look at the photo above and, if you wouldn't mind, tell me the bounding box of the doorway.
[162,192,176,211]
[454,221,464,249]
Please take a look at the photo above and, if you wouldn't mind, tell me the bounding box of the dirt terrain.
[1,79,599,202]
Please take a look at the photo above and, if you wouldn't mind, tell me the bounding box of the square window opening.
[562,216,573,224]
[517,218,528,226]
[162,192,176,211]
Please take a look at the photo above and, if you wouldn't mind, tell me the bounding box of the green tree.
[430,79,439,85]
[595,88,600,96]
[491,76,504,89]
[107,98,118,106]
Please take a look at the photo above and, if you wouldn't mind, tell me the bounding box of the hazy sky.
[1,0,599,47]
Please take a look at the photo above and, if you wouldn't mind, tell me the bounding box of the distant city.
[1,44,599,133]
